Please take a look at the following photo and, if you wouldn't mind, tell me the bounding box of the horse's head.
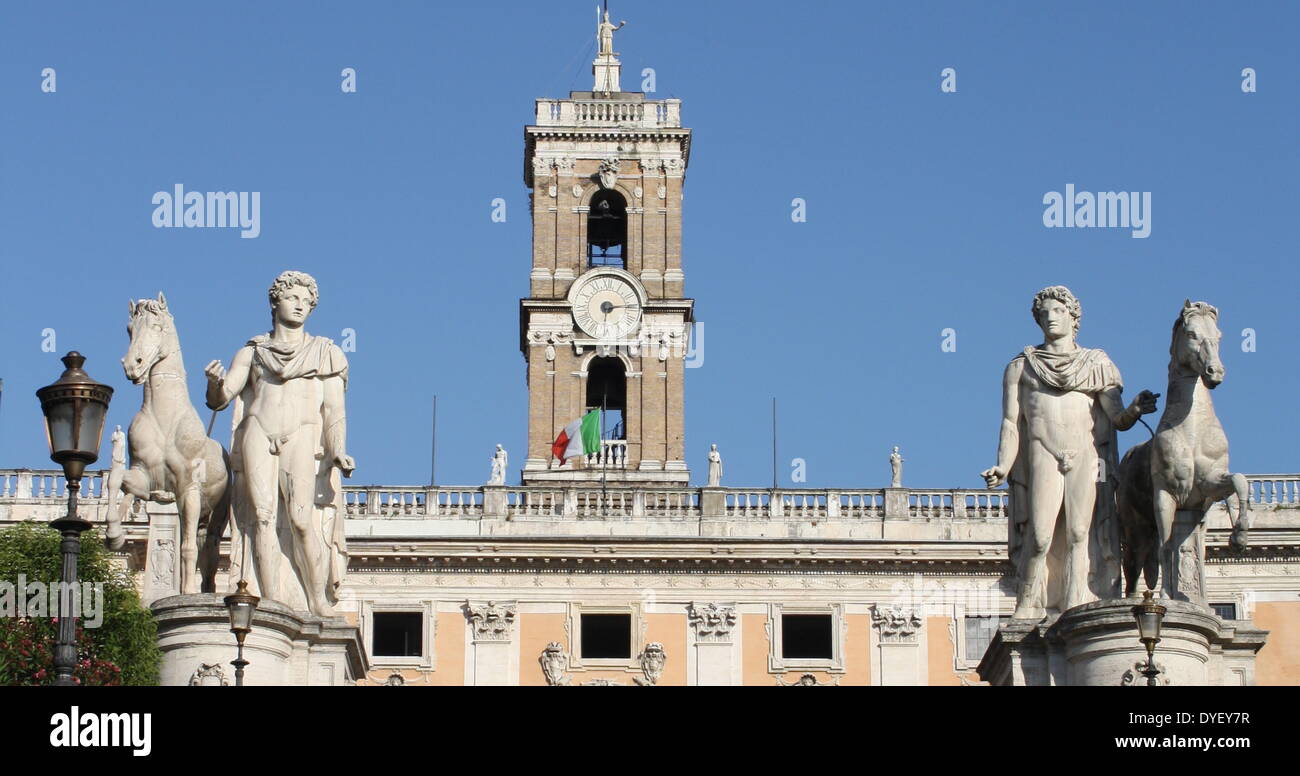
[1171,299,1224,388]
[123,292,177,384]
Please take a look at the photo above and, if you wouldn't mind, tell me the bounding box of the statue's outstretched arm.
[205,346,253,411]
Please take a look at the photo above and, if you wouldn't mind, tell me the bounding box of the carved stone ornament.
[776,673,841,687]
[634,642,667,686]
[656,185,666,200]
[188,663,229,686]
[871,603,923,643]
[582,678,623,686]
[572,184,583,199]
[554,156,575,175]
[383,672,406,686]
[532,157,555,176]
[633,186,643,199]
[663,158,685,176]
[687,602,737,643]
[597,157,621,190]
[464,600,516,642]
[548,184,557,198]
[540,642,571,686]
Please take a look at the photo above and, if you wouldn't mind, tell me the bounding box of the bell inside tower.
[587,190,627,268]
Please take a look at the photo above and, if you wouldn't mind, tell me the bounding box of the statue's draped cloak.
[1006,345,1125,611]
[228,333,349,612]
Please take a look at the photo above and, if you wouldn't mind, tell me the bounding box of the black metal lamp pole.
[1132,589,1168,687]
[36,352,114,687]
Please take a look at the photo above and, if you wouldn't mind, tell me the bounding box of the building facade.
[1,17,1297,686]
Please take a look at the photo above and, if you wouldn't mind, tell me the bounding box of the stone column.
[871,604,924,686]
[464,601,517,686]
[688,602,738,686]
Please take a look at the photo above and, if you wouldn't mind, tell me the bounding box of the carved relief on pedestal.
[464,600,517,642]
[540,642,571,686]
[188,663,229,686]
[150,537,176,591]
[634,642,666,686]
[871,603,924,643]
[687,602,737,643]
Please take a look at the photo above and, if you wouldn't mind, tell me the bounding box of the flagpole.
[771,397,777,490]
[601,389,608,517]
[430,395,437,487]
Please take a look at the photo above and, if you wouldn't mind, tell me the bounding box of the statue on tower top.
[592,6,625,93]
[597,9,625,56]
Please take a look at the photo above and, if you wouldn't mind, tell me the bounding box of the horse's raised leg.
[107,468,151,551]
[1228,472,1251,551]
[1153,487,1180,600]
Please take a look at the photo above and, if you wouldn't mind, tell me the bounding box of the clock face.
[572,272,642,340]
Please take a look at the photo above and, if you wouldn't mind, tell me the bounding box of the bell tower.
[520,12,693,485]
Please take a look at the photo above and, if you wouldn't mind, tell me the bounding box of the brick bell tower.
[520,11,693,486]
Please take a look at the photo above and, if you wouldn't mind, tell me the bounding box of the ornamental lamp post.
[1131,589,1167,687]
[35,351,114,687]
[224,578,259,686]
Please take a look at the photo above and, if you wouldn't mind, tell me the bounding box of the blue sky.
[1,1,1296,489]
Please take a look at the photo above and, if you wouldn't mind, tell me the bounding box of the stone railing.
[585,439,628,470]
[2,469,1294,523]
[534,98,681,129]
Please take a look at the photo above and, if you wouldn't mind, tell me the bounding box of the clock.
[569,270,643,340]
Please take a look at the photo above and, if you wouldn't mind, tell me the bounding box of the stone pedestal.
[1167,509,1208,606]
[152,594,367,686]
[483,485,507,520]
[977,598,1267,686]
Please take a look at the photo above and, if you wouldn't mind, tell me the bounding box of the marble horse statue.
[105,293,230,594]
[1117,300,1250,600]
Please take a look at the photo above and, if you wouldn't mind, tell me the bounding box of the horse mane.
[1169,300,1219,356]
[130,298,174,324]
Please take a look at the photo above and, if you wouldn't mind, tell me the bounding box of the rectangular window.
[581,613,631,659]
[782,614,833,660]
[1210,603,1237,621]
[965,616,1003,662]
[372,612,423,657]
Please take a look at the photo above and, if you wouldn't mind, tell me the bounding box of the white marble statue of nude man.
[204,271,354,617]
[982,286,1158,620]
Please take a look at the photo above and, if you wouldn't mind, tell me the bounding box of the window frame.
[362,600,435,670]
[566,602,645,670]
[766,603,846,674]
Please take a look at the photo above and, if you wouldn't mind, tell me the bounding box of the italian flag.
[552,410,601,464]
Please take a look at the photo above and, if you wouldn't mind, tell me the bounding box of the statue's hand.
[981,466,1007,488]
[204,359,225,386]
[1132,390,1160,415]
[334,454,356,477]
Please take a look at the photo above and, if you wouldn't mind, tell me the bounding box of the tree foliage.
[0,522,160,685]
